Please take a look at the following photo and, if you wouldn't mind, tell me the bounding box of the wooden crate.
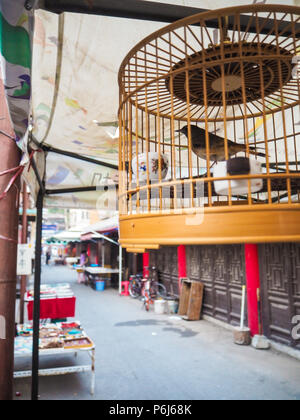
[178,278,204,321]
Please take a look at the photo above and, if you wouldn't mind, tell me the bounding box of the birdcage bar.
[238,18,256,205]
[121,97,126,175]
[144,48,151,213]
[220,16,234,205]
[169,71,177,193]
[125,172,300,196]
[253,12,277,44]
[291,17,300,181]
[271,112,280,204]
[125,101,129,195]
[119,99,127,217]
[200,24,213,208]
[274,14,293,203]
[136,50,171,67]
[122,79,299,125]
[254,13,271,205]
[154,39,163,211]
[277,19,300,49]
[291,108,299,179]
[183,28,192,184]
[128,101,133,214]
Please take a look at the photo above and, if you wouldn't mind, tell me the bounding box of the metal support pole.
[101,241,105,267]
[40,143,118,170]
[20,181,28,324]
[119,245,122,295]
[41,1,300,38]
[0,92,22,401]
[31,188,44,401]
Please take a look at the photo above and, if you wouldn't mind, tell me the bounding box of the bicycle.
[128,274,144,298]
[141,266,167,311]
[128,273,152,310]
[142,277,154,312]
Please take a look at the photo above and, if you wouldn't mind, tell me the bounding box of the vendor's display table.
[53,257,65,265]
[26,284,76,321]
[65,257,79,266]
[14,322,95,395]
[84,267,120,289]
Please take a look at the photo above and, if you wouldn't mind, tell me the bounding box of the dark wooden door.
[186,245,245,326]
[259,243,300,349]
[150,247,179,296]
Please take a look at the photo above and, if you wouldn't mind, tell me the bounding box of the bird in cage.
[176,125,266,163]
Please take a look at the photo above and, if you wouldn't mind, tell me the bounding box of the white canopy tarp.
[28,9,168,208]
[81,214,119,236]
[22,0,298,209]
[50,228,82,241]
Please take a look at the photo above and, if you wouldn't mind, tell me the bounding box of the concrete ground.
[13,264,300,400]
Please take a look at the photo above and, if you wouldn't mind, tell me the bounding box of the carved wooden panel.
[149,247,179,296]
[150,243,300,350]
[186,245,245,326]
[260,243,300,349]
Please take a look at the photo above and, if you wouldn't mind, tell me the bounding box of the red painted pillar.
[143,252,149,278]
[245,244,261,336]
[177,245,187,293]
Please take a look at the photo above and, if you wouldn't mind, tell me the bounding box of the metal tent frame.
[29,0,300,401]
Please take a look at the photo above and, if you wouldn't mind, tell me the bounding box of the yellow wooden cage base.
[120,205,300,252]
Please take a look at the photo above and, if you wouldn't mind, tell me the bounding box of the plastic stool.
[121,281,130,296]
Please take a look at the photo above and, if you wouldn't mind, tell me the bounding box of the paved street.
[14,265,300,400]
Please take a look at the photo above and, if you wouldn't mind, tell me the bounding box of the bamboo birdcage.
[118,4,300,253]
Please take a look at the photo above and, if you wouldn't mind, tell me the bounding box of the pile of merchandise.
[26,284,74,300]
[16,322,93,352]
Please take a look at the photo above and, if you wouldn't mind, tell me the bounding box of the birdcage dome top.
[119,4,300,123]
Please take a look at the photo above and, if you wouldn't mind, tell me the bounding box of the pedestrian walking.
[78,250,89,284]
[46,246,51,266]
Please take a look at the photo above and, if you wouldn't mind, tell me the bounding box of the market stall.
[65,257,80,267]
[80,215,123,292]
[14,322,95,395]
[84,267,120,290]
[26,284,76,321]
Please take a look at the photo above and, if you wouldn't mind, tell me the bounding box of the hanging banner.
[0,0,37,149]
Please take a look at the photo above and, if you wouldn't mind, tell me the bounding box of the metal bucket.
[167,300,178,314]
[154,299,167,314]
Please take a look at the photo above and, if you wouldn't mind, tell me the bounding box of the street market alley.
[14,265,300,401]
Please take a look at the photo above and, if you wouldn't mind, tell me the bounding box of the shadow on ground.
[114,319,198,338]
